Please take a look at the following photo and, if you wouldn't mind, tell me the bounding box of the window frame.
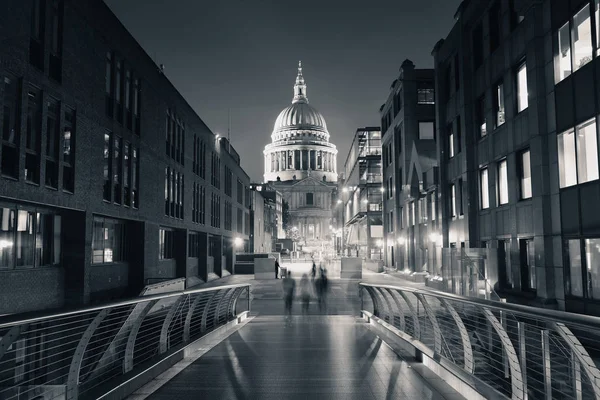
[497,158,509,205]
[516,61,528,113]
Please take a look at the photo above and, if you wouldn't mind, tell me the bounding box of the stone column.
[299,150,303,170]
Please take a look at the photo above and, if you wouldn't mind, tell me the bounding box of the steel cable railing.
[360,282,600,400]
[0,283,250,400]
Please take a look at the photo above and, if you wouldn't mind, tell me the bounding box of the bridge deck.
[142,315,465,400]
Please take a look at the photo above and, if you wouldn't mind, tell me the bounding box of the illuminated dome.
[264,61,337,183]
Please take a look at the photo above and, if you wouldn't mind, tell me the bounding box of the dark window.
[509,0,523,30]
[237,208,243,233]
[237,179,243,204]
[224,201,232,231]
[92,217,126,264]
[103,131,112,201]
[489,2,501,53]
[211,152,220,188]
[2,76,20,179]
[29,0,45,70]
[105,52,114,117]
[132,147,139,208]
[476,95,486,138]
[125,69,132,129]
[225,166,233,196]
[159,228,174,260]
[458,178,464,216]
[443,63,452,101]
[472,23,484,69]
[62,107,75,192]
[133,78,141,135]
[45,97,60,189]
[456,116,462,154]
[115,59,123,123]
[454,55,460,91]
[306,193,314,205]
[165,110,171,156]
[124,142,131,206]
[113,136,122,204]
[48,0,64,82]
[188,233,200,258]
[417,81,435,104]
[211,193,221,228]
[25,86,42,184]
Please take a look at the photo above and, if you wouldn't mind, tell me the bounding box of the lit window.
[517,62,528,112]
[567,239,583,297]
[557,22,572,82]
[596,0,600,54]
[573,6,592,72]
[498,159,508,205]
[495,82,505,127]
[477,96,486,137]
[480,168,489,209]
[418,122,434,140]
[519,149,532,199]
[448,124,454,158]
[558,129,577,188]
[585,238,600,299]
[576,119,599,184]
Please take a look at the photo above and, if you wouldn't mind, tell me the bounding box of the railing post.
[517,321,528,400]
[541,329,552,400]
[123,300,158,373]
[440,299,473,374]
[415,293,442,355]
[160,295,187,353]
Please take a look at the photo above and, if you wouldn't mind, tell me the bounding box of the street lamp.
[234,237,244,248]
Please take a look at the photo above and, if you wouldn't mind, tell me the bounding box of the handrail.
[0,283,251,400]
[360,282,600,331]
[360,282,600,400]
[0,283,250,329]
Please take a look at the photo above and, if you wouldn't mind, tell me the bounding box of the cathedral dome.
[273,102,328,135]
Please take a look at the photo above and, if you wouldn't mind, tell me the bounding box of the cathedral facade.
[263,62,338,249]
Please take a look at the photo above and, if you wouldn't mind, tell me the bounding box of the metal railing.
[0,283,250,400]
[360,283,600,400]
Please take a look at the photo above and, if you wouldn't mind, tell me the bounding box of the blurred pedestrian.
[282,271,295,323]
[311,261,317,280]
[317,268,329,313]
[275,259,280,279]
[300,274,311,314]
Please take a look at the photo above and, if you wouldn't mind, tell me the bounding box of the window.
[105,52,113,116]
[456,117,462,154]
[558,22,572,81]
[498,239,513,287]
[410,202,415,226]
[558,119,599,188]
[567,239,584,297]
[509,0,524,29]
[48,0,63,82]
[132,147,139,208]
[113,136,122,204]
[472,23,484,69]
[418,122,434,140]
[45,97,60,189]
[124,143,130,206]
[448,124,454,158]
[516,62,528,112]
[494,81,505,128]
[103,131,112,201]
[573,6,593,72]
[458,178,464,216]
[25,86,42,184]
[29,0,45,70]
[92,217,125,264]
[519,149,532,199]
[237,179,243,204]
[480,168,490,209]
[0,207,61,269]
[224,166,233,196]
[237,208,243,233]
[306,193,314,205]
[159,228,174,260]
[63,107,75,192]
[498,159,508,205]
[443,64,452,100]
[476,95,486,137]
[211,152,220,188]
[2,76,20,178]
[224,201,232,231]
[417,82,435,104]
[189,233,200,258]
[567,238,600,299]
[393,89,403,115]
[430,192,436,221]
[450,184,456,217]
[489,2,501,52]
[211,193,221,228]
[597,0,600,55]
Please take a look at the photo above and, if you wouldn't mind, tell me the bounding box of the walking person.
[282,271,295,324]
[300,274,311,315]
[311,261,317,280]
[275,259,280,279]
[318,268,329,313]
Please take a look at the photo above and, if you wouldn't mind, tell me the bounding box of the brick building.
[0,0,251,314]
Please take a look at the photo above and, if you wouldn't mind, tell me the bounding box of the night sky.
[104,0,461,182]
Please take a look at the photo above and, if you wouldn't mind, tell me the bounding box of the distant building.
[0,0,251,314]
[379,60,438,274]
[340,127,384,259]
[263,62,338,253]
[249,183,283,252]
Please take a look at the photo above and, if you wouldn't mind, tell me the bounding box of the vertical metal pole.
[500,299,509,378]
[572,349,582,400]
[518,322,528,400]
[247,286,251,313]
[541,329,552,399]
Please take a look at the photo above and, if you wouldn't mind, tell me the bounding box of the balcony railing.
[0,283,250,400]
[360,283,600,400]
